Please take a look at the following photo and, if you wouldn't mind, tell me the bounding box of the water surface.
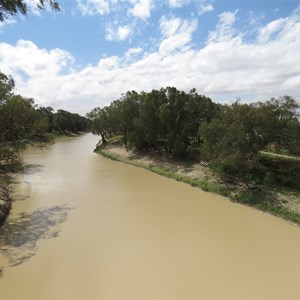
[1,133,300,299]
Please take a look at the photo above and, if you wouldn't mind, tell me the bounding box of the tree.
[53,109,89,133]
[119,91,142,149]
[185,89,219,143]
[86,107,108,144]
[139,89,166,152]
[0,71,53,171]
[0,0,60,22]
[0,72,14,104]
[199,97,300,179]
[38,106,54,132]
[252,96,300,155]
[0,95,51,170]
[103,101,122,136]
[200,102,272,175]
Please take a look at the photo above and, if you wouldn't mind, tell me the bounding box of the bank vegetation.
[87,87,300,225]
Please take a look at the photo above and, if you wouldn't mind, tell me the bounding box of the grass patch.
[259,151,300,161]
[97,147,230,198]
[232,186,300,225]
[106,135,123,145]
[256,203,300,225]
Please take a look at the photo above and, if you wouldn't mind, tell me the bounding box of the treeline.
[0,72,89,171]
[87,88,218,156]
[87,87,300,185]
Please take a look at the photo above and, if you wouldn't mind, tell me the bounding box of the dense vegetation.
[87,87,300,188]
[0,71,89,172]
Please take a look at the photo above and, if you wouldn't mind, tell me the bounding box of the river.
[0,133,300,299]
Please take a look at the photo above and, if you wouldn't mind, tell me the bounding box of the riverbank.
[96,136,300,226]
[0,175,11,228]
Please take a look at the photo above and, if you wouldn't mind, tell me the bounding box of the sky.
[0,0,300,115]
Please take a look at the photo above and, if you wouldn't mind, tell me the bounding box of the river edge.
[0,174,11,228]
[96,136,300,226]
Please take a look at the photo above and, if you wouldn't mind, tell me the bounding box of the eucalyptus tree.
[86,107,108,144]
[119,91,142,149]
[0,0,60,21]
[0,96,50,171]
[138,89,167,152]
[0,72,52,171]
[251,96,300,155]
[53,109,89,134]
[0,72,14,104]
[199,96,300,178]
[38,106,54,132]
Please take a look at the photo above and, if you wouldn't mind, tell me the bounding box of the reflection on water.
[0,205,71,272]
[10,164,44,203]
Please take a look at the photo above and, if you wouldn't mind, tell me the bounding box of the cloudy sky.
[0,0,300,114]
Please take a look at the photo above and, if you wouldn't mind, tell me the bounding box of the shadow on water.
[23,164,44,175]
[12,194,30,202]
[0,204,72,276]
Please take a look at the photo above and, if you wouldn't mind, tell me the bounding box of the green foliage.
[89,87,299,190]
[0,71,88,172]
[53,109,89,134]
[38,106,54,132]
[259,155,300,189]
[94,89,300,225]
[0,0,60,22]
[86,107,109,143]
[0,73,14,103]
[199,97,300,180]
[88,87,218,159]
[0,97,50,170]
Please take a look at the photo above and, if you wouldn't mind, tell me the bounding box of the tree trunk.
[100,131,107,144]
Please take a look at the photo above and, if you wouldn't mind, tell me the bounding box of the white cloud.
[247,11,264,26]
[0,40,73,77]
[198,0,214,15]
[98,56,119,69]
[207,9,238,43]
[159,16,198,56]
[160,16,182,37]
[125,47,143,56]
[129,0,153,19]
[257,18,287,43]
[1,10,300,114]
[168,0,213,14]
[124,47,143,60]
[76,0,110,16]
[168,0,190,8]
[105,23,133,41]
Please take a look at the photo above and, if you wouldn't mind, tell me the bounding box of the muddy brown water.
[0,133,300,299]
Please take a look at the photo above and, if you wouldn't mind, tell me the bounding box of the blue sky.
[0,0,300,114]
